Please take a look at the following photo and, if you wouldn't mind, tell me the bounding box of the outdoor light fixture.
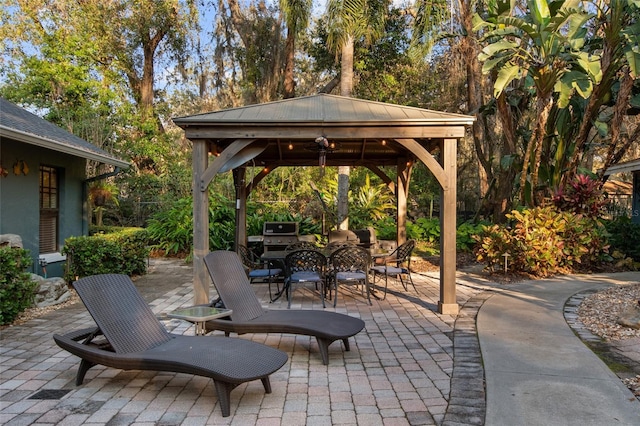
[305,136,338,177]
[315,136,328,164]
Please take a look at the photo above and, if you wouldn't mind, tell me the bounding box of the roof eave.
[174,118,476,127]
[604,159,640,175]
[1,126,130,169]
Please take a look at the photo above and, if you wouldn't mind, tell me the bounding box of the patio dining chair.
[284,249,327,309]
[370,239,417,299]
[324,241,354,253]
[237,244,282,301]
[285,241,318,251]
[328,245,372,306]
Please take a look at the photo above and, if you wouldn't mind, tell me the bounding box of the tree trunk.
[520,94,553,206]
[599,70,636,178]
[340,36,354,97]
[337,35,355,230]
[283,27,295,99]
[337,166,350,230]
[460,0,489,196]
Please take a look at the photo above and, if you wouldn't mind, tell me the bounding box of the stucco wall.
[1,138,88,276]
[634,172,640,224]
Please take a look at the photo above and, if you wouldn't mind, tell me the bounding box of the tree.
[224,0,284,103]
[562,0,640,185]
[411,0,511,220]
[280,0,312,98]
[476,0,594,206]
[325,0,389,97]
[325,0,389,230]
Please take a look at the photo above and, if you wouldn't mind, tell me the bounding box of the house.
[0,98,128,277]
[604,158,640,224]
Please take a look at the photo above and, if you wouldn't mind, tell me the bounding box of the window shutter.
[39,214,57,253]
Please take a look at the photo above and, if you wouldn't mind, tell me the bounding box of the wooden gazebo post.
[439,139,458,314]
[233,167,247,248]
[192,140,210,305]
[396,158,412,245]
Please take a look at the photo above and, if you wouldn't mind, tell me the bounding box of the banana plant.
[474,0,596,206]
[562,0,640,185]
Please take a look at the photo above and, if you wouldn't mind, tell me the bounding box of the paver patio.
[0,258,492,425]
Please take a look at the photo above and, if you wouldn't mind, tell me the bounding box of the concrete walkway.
[478,272,640,426]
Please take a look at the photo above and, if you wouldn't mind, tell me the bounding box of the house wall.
[1,138,88,277]
[634,172,640,224]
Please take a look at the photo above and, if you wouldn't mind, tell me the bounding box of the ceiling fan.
[306,136,339,175]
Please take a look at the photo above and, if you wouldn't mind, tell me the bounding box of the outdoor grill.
[262,222,299,252]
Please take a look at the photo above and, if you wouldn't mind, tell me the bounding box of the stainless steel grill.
[262,222,299,252]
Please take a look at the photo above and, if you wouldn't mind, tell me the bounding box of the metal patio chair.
[237,244,283,301]
[328,245,372,306]
[370,239,417,299]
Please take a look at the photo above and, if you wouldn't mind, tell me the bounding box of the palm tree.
[325,0,389,97]
[325,0,389,229]
[280,0,312,98]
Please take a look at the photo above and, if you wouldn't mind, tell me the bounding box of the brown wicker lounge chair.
[53,274,288,417]
[203,250,366,365]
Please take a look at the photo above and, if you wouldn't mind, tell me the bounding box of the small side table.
[168,306,232,336]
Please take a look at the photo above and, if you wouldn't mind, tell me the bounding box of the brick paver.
[1,258,490,425]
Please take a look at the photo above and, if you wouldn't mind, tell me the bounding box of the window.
[39,166,59,253]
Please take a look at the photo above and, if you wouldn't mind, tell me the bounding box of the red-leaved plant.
[552,174,609,219]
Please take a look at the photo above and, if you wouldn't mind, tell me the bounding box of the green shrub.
[146,197,194,256]
[456,221,487,252]
[474,206,611,277]
[147,195,324,257]
[372,217,397,240]
[414,217,440,242]
[0,247,37,325]
[474,223,513,272]
[63,227,149,281]
[605,217,640,261]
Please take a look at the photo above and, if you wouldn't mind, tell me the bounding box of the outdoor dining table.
[261,247,392,302]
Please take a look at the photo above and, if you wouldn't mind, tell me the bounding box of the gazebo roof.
[175,93,474,125]
[173,94,475,168]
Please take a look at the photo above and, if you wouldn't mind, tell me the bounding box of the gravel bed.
[577,283,640,399]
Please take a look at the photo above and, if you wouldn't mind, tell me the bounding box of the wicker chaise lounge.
[53,274,288,417]
[203,250,366,365]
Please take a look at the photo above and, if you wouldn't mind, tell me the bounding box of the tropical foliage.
[474,206,611,276]
[1,0,638,275]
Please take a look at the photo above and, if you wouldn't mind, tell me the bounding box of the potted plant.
[88,181,118,226]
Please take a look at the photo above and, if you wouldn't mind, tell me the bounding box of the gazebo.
[173,94,475,314]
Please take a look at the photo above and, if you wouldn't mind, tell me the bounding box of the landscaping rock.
[30,274,72,308]
[0,234,23,248]
[617,302,640,330]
